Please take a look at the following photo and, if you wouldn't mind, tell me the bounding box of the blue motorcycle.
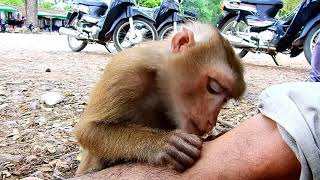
[137,0,197,40]
[218,0,320,65]
[59,0,157,52]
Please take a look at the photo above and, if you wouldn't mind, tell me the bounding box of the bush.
[136,0,221,24]
[39,2,55,10]
[277,0,300,17]
[0,0,23,6]
[136,0,161,8]
[181,0,221,24]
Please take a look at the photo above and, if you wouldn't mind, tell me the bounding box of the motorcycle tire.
[303,23,320,65]
[67,35,88,52]
[159,24,174,40]
[218,16,249,58]
[113,17,158,52]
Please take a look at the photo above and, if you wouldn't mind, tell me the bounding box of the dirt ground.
[0,33,310,180]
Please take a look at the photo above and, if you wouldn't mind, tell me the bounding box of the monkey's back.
[81,40,173,127]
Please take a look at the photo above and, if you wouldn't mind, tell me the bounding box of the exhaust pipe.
[59,27,88,39]
[223,34,276,51]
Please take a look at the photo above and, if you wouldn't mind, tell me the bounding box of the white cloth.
[258,82,320,180]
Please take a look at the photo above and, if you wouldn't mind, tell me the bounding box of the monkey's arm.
[75,121,169,161]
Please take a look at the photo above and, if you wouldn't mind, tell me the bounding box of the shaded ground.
[0,33,310,179]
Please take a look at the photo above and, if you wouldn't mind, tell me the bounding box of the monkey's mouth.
[190,119,207,136]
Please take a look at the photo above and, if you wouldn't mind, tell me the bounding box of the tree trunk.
[24,0,38,27]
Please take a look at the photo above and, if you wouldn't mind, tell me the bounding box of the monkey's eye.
[207,80,223,94]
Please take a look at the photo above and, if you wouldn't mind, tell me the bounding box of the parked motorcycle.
[137,0,197,40]
[218,0,320,65]
[59,0,158,52]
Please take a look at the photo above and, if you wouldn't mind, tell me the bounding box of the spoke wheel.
[218,16,249,58]
[113,17,157,51]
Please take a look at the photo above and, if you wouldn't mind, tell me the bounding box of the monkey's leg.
[76,150,105,176]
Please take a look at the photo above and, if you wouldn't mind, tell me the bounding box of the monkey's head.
[162,22,246,136]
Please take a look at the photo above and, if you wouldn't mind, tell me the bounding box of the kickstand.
[270,54,279,66]
[104,45,112,53]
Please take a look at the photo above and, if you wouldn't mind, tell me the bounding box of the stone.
[21,177,43,180]
[0,90,6,96]
[41,92,64,106]
[1,170,11,178]
[45,68,51,72]
[45,144,57,154]
[32,145,44,153]
[35,117,47,126]
[29,170,44,179]
[0,103,8,110]
[39,164,53,172]
[0,154,24,164]
[55,160,70,172]
[6,81,24,85]
[25,155,38,163]
[29,101,39,110]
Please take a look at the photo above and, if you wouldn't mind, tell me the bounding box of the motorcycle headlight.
[78,4,90,14]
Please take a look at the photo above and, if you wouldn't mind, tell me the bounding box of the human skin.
[70,114,301,180]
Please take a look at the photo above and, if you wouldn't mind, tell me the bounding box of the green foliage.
[63,4,71,12]
[39,2,55,10]
[181,0,221,24]
[137,0,161,8]
[277,0,300,17]
[0,0,23,6]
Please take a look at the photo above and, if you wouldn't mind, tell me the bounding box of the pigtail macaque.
[75,22,246,175]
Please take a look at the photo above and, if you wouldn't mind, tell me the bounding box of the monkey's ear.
[171,27,196,53]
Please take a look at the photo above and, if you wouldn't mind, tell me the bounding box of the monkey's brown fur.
[75,22,246,175]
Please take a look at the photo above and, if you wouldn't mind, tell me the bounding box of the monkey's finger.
[162,152,185,172]
[176,133,203,149]
[166,144,194,168]
[169,137,200,159]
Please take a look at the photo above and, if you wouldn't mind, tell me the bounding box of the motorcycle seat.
[77,0,108,8]
[241,0,283,5]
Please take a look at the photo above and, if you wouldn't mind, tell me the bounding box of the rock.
[45,68,51,72]
[32,145,44,153]
[21,177,43,180]
[29,101,39,110]
[41,92,64,106]
[0,143,7,147]
[0,90,6,96]
[7,129,20,140]
[45,143,57,154]
[2,120,17,127]
[6,81,24,85]
[29,170,44,179]
[56,145,66,154]
[35,117,47,126]
[39,164,53,172]
[56,161,71,172]
[25,155,38,163]
[0,170,11,178]
[0,154,24,164]
[0,103,8,110]
[52,168,64,180]
[52,123,61,128]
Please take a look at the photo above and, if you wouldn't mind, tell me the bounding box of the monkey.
[74,21,246,175]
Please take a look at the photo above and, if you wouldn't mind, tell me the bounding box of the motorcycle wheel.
[303,23,320,65]
[218,16,249,58]
[67,35,88,52]
[159,24,174,40]
[113,17,158,51]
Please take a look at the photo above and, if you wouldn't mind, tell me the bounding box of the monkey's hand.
[152,130,203,172]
